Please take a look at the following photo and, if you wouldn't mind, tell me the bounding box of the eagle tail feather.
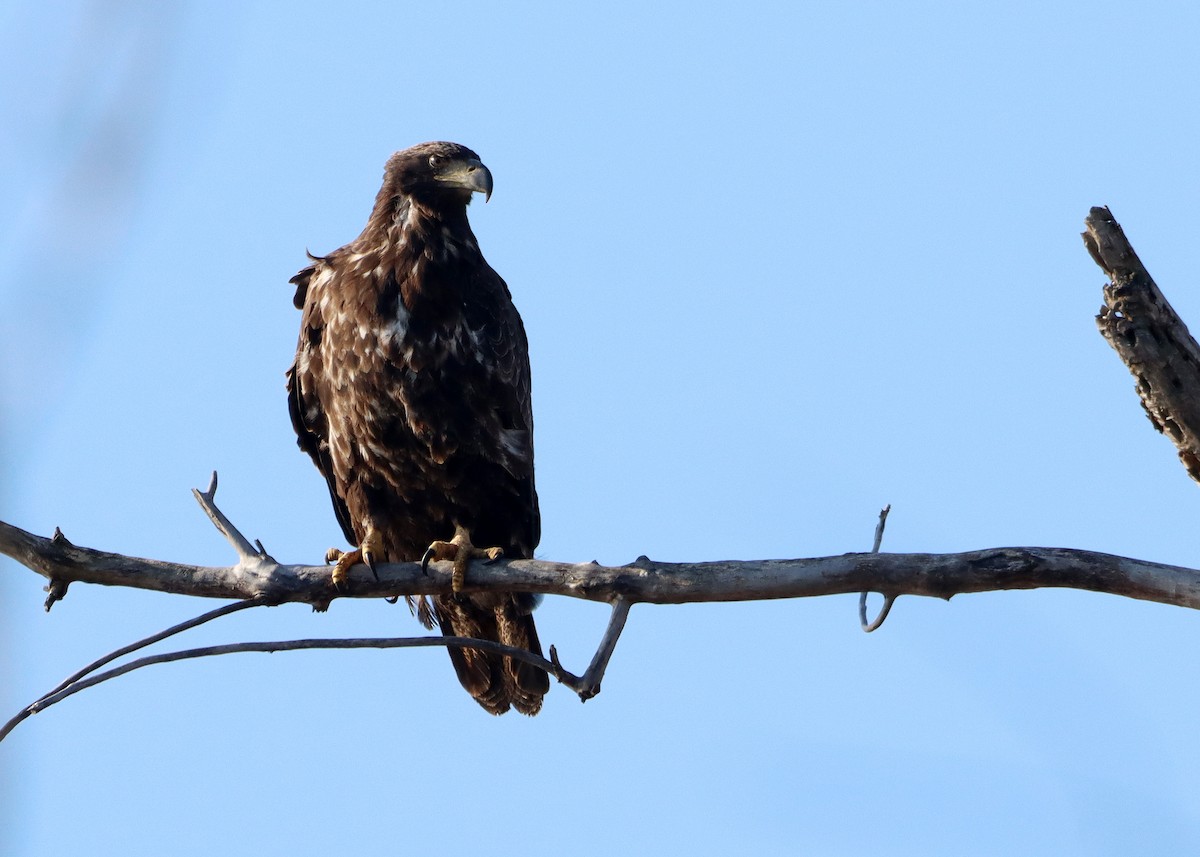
[495,594,549,716]
[434,595,511,715]
[407,594,437,630]
[432,593,547,716]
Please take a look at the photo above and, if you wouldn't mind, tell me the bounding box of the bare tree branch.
[1087,205,1200,484]
[6,496,1200,611]
[11,476,1200,742]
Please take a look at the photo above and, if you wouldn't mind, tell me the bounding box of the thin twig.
[859,594,896,633]
[191,471,260,562]
[43,597,269,700]
[860,504,894,632]
[550,598,632,701]
[872,504,891,553]
[0,634,565,743]
[580,598,632,691]
[0,596,271,743]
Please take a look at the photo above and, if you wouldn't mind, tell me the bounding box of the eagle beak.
[445,158,493,203]
[466,160,493,203]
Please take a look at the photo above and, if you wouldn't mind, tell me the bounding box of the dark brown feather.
[286,142,545,715]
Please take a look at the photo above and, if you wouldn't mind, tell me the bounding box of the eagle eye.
[428,154,443,169]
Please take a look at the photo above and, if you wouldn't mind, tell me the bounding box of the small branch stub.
[193,471,263,563]
[42,528,75,610]
[43,578,69,612]
[860,504,895,632]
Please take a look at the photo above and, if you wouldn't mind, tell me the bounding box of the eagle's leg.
[421,523,504,593]
[326,528,382,588]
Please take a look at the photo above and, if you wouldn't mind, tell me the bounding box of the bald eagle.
[286,142,548,715]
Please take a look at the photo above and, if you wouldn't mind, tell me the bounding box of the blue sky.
[4,1,1200,854]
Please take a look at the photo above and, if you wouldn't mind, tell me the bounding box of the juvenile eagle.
[286,141,548,715]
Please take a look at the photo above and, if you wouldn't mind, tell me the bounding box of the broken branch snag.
[1087,205,1200,483]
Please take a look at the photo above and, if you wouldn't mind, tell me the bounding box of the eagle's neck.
[359,194,482,320]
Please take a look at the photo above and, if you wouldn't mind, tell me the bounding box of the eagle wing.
[460,262,540,554]
[286,259,357,547]
[430,262,546,713]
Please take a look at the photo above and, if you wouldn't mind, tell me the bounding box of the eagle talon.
[423,524,505,594]
[326,528,383,589]
[360,528,383,582]
[362,547,380,581]
[329,548,360,590]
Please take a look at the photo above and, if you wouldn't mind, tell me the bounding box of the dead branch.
[8,487,1199,745]
[5,477,1200,612]
[9,475,1200,740]
[1087,206,1200,483]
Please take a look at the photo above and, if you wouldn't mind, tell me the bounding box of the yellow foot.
[326,529,383,588]
[325,546,360,590]
[420,523,503,593]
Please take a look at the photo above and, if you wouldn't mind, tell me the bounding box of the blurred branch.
[1087,205,1200,483]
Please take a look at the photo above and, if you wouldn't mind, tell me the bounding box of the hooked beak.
[441,158,493,202]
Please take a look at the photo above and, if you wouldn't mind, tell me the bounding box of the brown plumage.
[286,142,548,715]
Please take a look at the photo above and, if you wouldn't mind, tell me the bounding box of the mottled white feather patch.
[500,429,527,459]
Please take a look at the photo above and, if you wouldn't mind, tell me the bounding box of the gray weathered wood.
[6,516,1200,612]
[1087,205,1200,483]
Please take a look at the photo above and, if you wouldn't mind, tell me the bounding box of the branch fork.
[0,472,632,741]
[549,598,632,700]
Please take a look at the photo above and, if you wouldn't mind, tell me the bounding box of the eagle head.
[384,141,493,208]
